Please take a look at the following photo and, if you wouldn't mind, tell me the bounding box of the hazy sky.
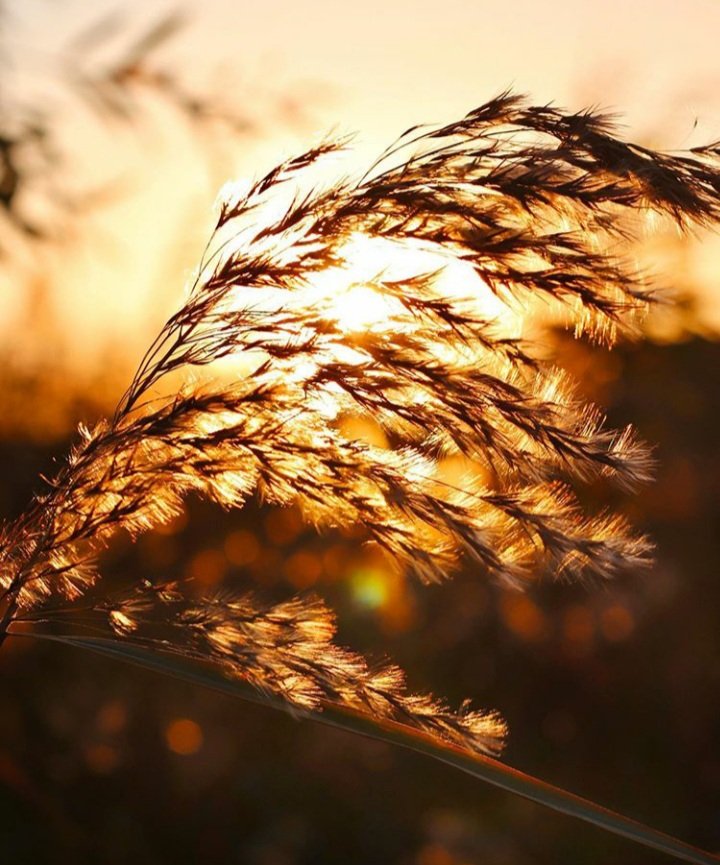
[19,0,720,156]
[7,0,720,363]
[191,0,720,144]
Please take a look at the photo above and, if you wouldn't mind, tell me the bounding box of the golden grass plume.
[3,91,720,758]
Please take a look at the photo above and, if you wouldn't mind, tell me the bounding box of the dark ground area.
[0,335,718,865]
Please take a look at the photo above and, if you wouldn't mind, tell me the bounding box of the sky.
[18,0,720,155]
[5,0,720,379]
[174,0,720,150]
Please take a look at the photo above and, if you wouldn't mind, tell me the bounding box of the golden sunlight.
[303,234,409,333]
[307,232,520,337]
[327,283,397,332]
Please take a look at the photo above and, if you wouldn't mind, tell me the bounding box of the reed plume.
[3,91,720,760]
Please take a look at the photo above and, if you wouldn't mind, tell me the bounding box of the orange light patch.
[500,595,547,642]
[224,529,260,566]
[562,604,595,654]
[186,548,227,587]
[165,718,204,756]
[264,507,304,546]
[284,550,323,588]
[322,544,349,581]
[84,743,120,774]
[339,415,389,449]
[96,700,128,735]
[601,604,635,642]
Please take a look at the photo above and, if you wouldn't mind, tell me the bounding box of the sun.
[328,283,400,332]
[306,232,519,337]
[302,233,410,333]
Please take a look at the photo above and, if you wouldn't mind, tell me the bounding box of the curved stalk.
[19,630,719,865]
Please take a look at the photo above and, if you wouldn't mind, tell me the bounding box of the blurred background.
[1,1,719,863]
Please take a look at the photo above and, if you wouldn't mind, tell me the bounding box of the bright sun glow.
[303,234,409,333]
[214,228,521,394]
[328,283,398,332]
[306,232,520,337]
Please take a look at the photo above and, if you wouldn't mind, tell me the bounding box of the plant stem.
[21,631,720,865]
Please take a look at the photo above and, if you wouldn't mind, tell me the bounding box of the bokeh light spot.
[351,569,389,609]
[264,506,303,546]
[562,604,595,654]
[224,529,260,566]
[165,718,204,756]
[500,595,547,642]
[84,743,120,774]
[283,550,322,589]
[601,604,635,642]
[96,700,128,735]
[186,548,227,588]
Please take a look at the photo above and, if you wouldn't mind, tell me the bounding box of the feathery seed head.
[4,92,720,756]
